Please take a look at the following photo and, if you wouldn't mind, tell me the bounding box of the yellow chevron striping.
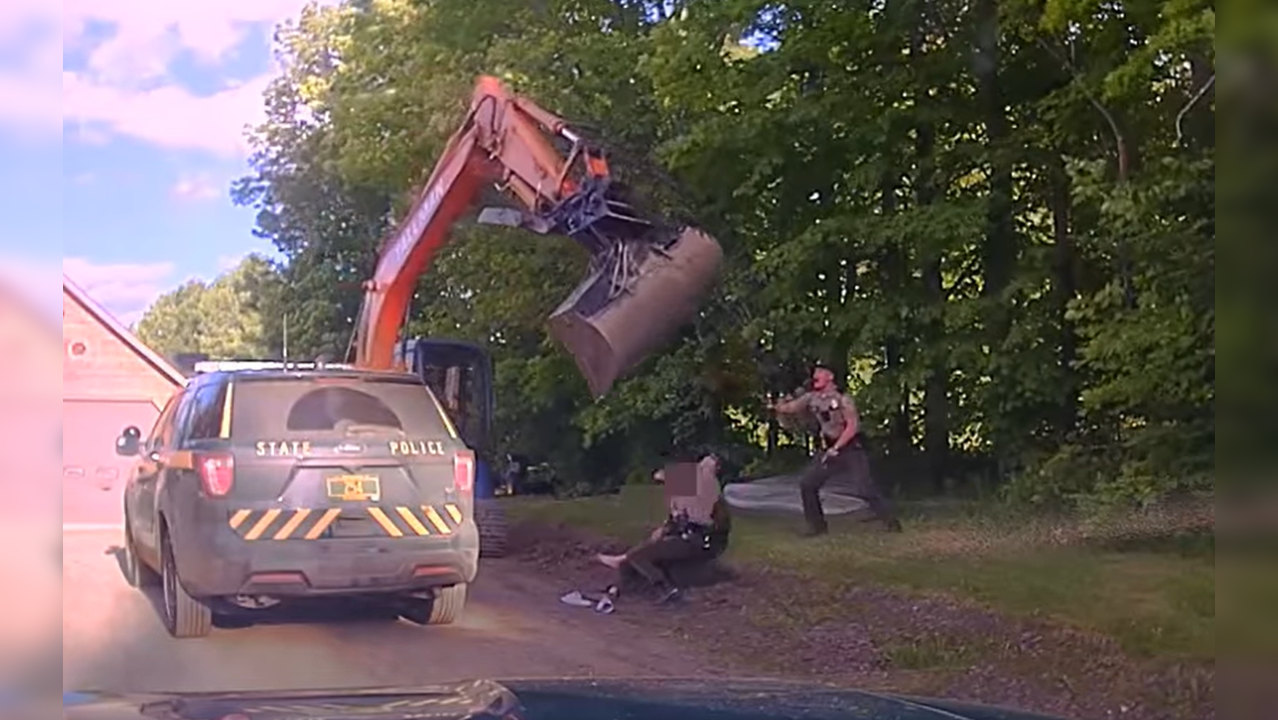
[366,507,404,537]
[396,506,430,536]
[304,508,342,540]
[228,508,252,530]
[423,505,452,534]
[273,508,312,540]
[230,504,461,540]
[244,508,281,541]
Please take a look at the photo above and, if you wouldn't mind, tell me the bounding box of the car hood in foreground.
[63,677,1070,720]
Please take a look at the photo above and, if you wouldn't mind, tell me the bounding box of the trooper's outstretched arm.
[769,392,809,415]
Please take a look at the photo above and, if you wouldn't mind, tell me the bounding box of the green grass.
[507,486,1215,662]
[880,635,995,671]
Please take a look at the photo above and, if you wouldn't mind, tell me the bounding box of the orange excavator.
[347,76,724,556]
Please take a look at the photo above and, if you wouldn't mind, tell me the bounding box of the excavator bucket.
[549,227,724,397]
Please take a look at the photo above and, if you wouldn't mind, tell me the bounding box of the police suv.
[115,362,479,638]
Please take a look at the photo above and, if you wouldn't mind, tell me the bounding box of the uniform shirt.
[797,388,859,442]
[667,456,722,527]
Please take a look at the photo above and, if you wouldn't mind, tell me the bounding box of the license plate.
[326,474,381,502]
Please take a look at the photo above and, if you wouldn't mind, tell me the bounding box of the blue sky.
[0,1,319,325]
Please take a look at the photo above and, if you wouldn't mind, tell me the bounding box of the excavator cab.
[404,337,511,557]
[401,338,497,499]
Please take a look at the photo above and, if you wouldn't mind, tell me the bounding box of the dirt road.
[62,528,722,695]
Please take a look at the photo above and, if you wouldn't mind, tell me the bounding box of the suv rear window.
[229,376,452,438]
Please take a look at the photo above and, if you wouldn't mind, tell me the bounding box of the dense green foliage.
[221,0,1213,507]
[136,254,283,361]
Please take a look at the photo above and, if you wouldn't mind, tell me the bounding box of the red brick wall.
[62,289,181,409]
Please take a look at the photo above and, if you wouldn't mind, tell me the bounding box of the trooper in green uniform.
[769,366,902,536]
[597,453,730,603]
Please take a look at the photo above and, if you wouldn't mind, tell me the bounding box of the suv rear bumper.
[177,523,480,599]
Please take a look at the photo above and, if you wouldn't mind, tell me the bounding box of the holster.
[663,514,713,549]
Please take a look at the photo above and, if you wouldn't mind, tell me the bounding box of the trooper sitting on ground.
[597,452,730,603]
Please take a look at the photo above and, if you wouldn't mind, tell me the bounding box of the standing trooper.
[768,366,902,536]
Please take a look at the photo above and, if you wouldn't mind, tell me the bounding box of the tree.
[135,254,285,361]
[134,280,206,358]
[234,0,1215,506]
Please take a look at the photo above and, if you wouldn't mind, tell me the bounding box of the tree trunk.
[975,0,1017,462]
[879,173,912,457]
[914,8,949,493]
[1182,56,1216,149]
[1048,155,1079,437]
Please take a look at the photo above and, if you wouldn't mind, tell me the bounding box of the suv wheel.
[160,530,212,638]
[123,516,159,588]
[476,500,508,558]
[427,584,467,625]
[399,584,467,626]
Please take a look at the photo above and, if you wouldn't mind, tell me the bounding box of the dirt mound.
[507,520,1213,720]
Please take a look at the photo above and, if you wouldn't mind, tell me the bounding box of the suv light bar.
[192,360,358,374]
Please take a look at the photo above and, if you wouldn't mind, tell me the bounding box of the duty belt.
[666,516,713,547]
[822,433,864,450]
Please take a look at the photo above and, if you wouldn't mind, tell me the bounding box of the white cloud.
[64,121,112,147]
[62,257,177,327]
[170,172,223,202]
[0,2,61,137]
[63,72,272,157]
[2,0,333,155]
[217,253,250,271]
[66,0,309,73]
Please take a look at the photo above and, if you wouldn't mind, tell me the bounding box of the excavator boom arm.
[354,76,723,397]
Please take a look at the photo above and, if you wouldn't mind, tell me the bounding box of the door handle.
[137,452,162,480]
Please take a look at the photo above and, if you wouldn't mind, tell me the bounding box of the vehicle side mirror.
[116,426,142,457]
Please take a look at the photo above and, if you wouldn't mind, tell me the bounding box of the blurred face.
[811,368,834,391]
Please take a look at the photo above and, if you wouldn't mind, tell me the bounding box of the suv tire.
[476,499,508,558]
[160,530,213,639]
[427,584,467,625]
[123,515,159,588]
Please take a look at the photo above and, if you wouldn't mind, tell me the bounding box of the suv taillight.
[453,450,475,495]
[197,453,235,496]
